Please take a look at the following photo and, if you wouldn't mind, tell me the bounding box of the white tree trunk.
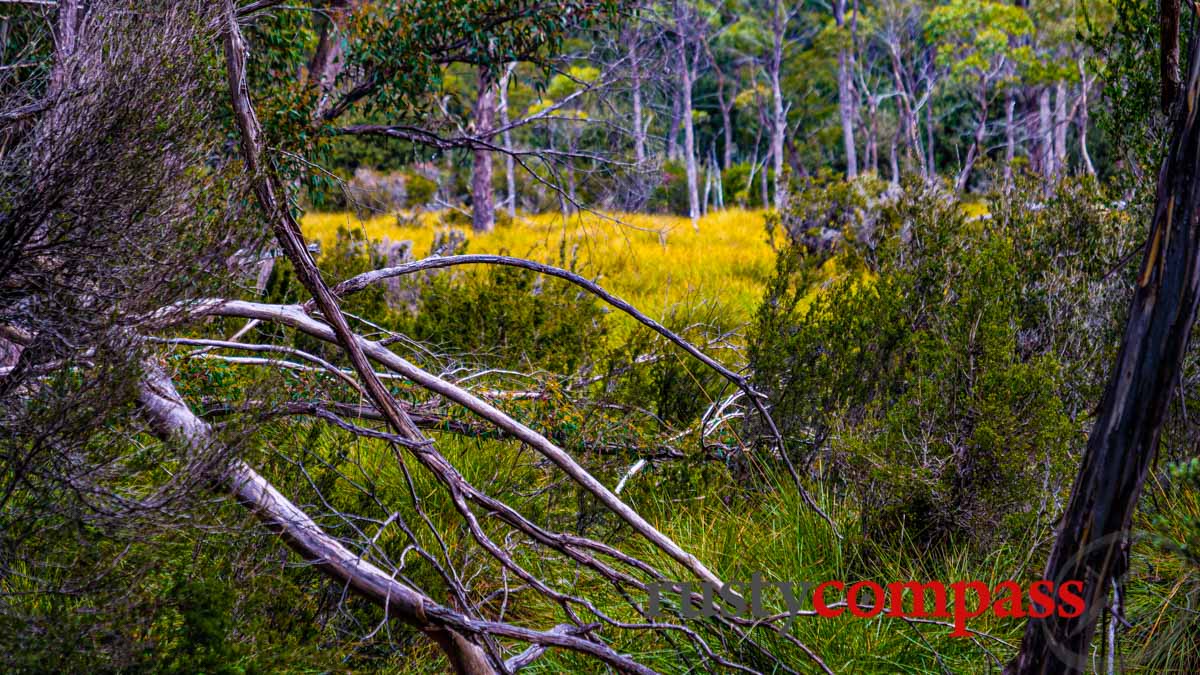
[770,0,787,211]
[835,0,857,178]
[679,35,700,228]
[629,32,646,166]
[500,63,516,219]
[1004,89,1016,186]
[1038,86,1054,176]
[1078,63,1096,176]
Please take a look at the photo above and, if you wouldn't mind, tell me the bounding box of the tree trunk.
[1054,79,1069,176]
[567,131,579,211]
[1006,32,1200,675]
[720,98,735,170]
[499,63,516,219]
[865,95,879,174]
[667,85,682,162]
[1038,86,1054,177]
[676,5,700,229]
[471,69,496,232]
[629,34,646,167]
[1004,89,1016,187]
[956,82,988,192]
[926,90,936,176]
[1161,0,1181,113]
[1078,63,1096,176]
[770,0,787,211]
[890,46,926,180]
[835,0,858,179]
[761,145,771,208]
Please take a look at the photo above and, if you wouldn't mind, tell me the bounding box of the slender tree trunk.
[956,82,988,192]
[1078,63,1096,176]
[865,96,879,174]
[1054,79,1069,176]
[50,0,80,99]
[770,0,788,210]
[835,0,858,178]
[629,32,646,167]
[471,69,496,232]
[667,85,682,162]
[926,91,936,176]
[1038,86,1054,177]
[761,145,771,208]
[1161,0,1181,113]
[890,47,926,179]
[720,100,735,170]
[1004,89,1016,187]
[1006,31,1200,675]
[678,28,699,228]
[499,63,516,219]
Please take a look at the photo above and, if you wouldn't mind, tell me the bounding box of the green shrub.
[397,242,607,374]
[749,177,1137,551]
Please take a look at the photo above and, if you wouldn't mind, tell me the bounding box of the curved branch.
[184,299,729,589]
[322,254,837,534]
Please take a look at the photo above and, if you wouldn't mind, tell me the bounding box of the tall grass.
[302,209,777,321]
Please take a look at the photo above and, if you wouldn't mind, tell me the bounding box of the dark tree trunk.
[1006,31,1200,675]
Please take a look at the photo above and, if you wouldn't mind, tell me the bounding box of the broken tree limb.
[181,299,728,589]
[136,361,659,675]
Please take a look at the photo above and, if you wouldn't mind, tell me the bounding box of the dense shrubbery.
[750,177,1139,550]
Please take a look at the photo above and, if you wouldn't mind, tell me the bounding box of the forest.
[2,0,1199,672]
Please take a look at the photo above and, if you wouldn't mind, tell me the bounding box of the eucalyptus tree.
[925,0,1035,190]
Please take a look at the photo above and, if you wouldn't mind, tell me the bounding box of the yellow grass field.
[302,209,778,322]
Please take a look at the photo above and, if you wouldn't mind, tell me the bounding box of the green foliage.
[398,244,608,373]
[926,0,1035,82]
[750,177,1136,550]
[1086,0,1175,182]
[721,161,773,208]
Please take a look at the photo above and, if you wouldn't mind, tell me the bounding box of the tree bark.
[770,0,788,210]
[667,84,681,162]
[1038,86,1054,177]
[926,83,936,176]
[629,32,646,167]
[471,68,496,232]
[1004,89,1016,187]
[835,0,858,179]
[1078,62,1096,176]
[956,81,988,192]
[499,63,516,219]
[1054,79,1069,176]
[1006,30,1200,675]
[677,4,700,228]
